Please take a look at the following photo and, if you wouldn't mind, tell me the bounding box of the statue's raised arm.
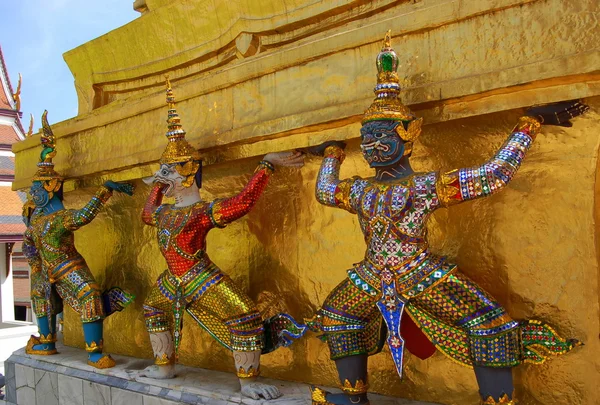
[437,101,588,207]
[66,180,133,230]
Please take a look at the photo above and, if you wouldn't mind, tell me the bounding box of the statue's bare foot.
[240,382,281,400]
[135,364,175,379]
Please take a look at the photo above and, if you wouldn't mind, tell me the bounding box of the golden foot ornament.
[25,335,57,355]
[88,354,116,369]
[481,394,516,404]
[310,386,370,405]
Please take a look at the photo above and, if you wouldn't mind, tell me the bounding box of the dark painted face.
[30,181,50,208]
[360,121,405,167]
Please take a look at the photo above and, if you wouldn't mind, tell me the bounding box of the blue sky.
[0,0,138,126]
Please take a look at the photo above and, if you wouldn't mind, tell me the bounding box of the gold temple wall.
[12,0,600,404]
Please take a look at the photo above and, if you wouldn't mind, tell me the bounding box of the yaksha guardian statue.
[137,78,306,400]
[306,32,587,405]
[22,111,135,369]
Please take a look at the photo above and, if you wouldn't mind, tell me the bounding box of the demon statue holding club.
[306,32,587,405]
[22,111,134,369]
[136,78,306,400]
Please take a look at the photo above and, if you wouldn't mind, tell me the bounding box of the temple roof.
[0,155,15,176]
[0,44,26,241]
[0,47,15,111]
[0,125,20,146]
[0,189,26,237]
[0,44,25,138]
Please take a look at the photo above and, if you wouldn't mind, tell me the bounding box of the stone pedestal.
[4,343,439,405]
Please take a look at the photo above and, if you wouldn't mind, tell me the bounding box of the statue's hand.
[301,140,346,156]
[525,100,589,127]
[240,381,281,400]
[263,151,304,168]
[104,181,135,196]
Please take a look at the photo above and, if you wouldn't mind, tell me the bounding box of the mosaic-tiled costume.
[308,32,583,405]
[139,79,305,397]
[142,161,294,356]
[22,111,133,369]
[309,132,579,366]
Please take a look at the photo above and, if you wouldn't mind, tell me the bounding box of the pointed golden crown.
[362,31,422,141]
[159,77,201,187]
[31,110,63,193]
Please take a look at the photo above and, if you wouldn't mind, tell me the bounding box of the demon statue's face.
[152,163,188,197]
[360,120,406,168]
[30,181,50,208]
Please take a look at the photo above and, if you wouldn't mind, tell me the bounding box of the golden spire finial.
[158,75,201,188]
[362,29,415,124]
[165,74,172,105]
[40,110,56,162]
[12,73,22,111]
[164,75,185,141]
[362,30,422,143]
[383,30,392,48]
[26,114,34,138]
[32,110,63,194]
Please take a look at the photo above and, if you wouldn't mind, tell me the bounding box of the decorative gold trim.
[436,169,461,207]
[25,335,58,356]
[310,386,370,405]
[341,379,369,395]
[39,333,57,344]
[324,145,345,162]
[514,116,541,139]
[26,114,34,138]
[310,386,330,404]
[88,354,116,369]
[95,187,113,204]
[154,353,174,366]
[396,117,423,142]
[481,393,516,404]
[85,339,103,353]
[12,73,22,111]
[210,200,225,227]
[257,160,275,174]
[334,179,355,213]
[237,365,260,379]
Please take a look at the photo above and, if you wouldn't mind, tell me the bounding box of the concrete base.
[0,322,37,376]
[4,342,439,405]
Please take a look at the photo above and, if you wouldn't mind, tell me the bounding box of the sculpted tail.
[262,313,307,354]
[102,287,135,317]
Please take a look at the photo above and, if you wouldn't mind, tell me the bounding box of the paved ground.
[0,322,36,376]
[6,342,441,405]
[0,322,36,403]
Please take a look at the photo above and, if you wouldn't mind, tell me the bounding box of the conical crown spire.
[159,76,202,187]
[362,30,416,125]
[32,110,63,193]
[159,76,201,166]
[165,76,187,141]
